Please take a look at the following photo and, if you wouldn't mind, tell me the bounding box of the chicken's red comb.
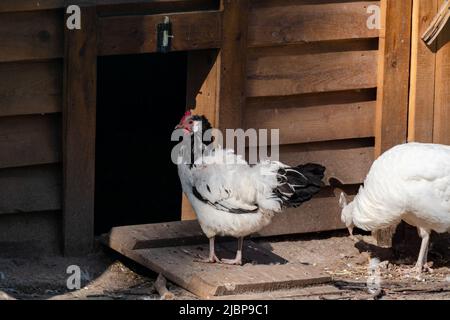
[180,110,192,122]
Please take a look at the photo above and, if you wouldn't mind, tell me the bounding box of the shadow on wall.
[95,52,188,235]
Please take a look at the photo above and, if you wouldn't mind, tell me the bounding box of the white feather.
[178,148,285,238]
[346,143,450,233]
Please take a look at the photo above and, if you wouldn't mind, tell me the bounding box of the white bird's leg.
[194,237,220,263]
[414,227,432,273]
[208,237,220,263]
[221,237,243,265]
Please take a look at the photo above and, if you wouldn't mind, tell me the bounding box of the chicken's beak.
[175,123,183,130]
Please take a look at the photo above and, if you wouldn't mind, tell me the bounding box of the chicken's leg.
[415,227,432,273]
[221,237,243,265]
[195,237,220,263]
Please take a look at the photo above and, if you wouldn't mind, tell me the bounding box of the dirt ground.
[0,231,449,300]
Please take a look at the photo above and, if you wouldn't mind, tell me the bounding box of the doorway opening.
[95,52,187,235]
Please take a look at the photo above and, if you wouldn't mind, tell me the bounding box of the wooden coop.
[0,0,449,271]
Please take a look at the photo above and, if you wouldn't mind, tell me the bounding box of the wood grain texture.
[256,195,346,237]
[183,50,221,221]
[0,61,62,117]
[375,0,412,155]
[186,50,220,130]
[0,114,61,169]
[98,10,222,56]
[63,6,97,256]
[248,1,380,47]
[244,100,376,145]
[277,141,374,185]
[0,211,61,256]
[408,0,438,143]
[247,50,378,97]
[374,0,413,247]
[0,10,63,62]
[217,0,249,130]
[0,0,219,13]
[0,165,61,215]
[433,21,450,145]
[0,0,64,12]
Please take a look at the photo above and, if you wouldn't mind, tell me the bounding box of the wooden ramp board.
[105,222,331,299]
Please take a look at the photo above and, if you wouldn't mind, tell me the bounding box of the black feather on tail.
[274,163,325,208]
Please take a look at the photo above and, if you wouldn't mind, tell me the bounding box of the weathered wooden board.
[133,244,329,298]
[0,210,61,256]
[0,0,217,13]
[277,141,374,185]
[216,0,249,130]
[0,0,64,12]
[108,220,204,252]
[248,38,379,59]
[0,61,62,117]
[374,0,412,246]
[257,194,347,237]
[62,6,97,256]
[248,1,379,47]
[408,0,438,143]
[98,10,222,56]
[184,49,220,219]
[244,100,375,145]
[106,225,330,298]
[375,0,412,155]
[0,114,61,169]
[247,50,378,97]
[0,164,61,215]
[433,18,450,145]
[211,284,342,300]
[186,50,219,126]
[0,10,63,62]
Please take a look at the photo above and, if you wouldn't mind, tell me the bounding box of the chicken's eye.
[189,120,194,124]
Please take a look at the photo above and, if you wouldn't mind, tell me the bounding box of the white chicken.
[175,111,325,265]
[339,142,450,273]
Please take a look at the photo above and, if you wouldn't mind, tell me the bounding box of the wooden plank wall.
[0,9,63,253]
[433,2,450,145]
[240,0,380,234]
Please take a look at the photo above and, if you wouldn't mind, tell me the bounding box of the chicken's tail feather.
[275,163,325,208]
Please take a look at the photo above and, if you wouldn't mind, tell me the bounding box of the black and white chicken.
[175,111,325,265]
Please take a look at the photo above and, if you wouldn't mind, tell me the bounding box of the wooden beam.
[421,0,450,45]
[0,10,63,63]
[98,11,222,56]
[0,61,62,117]
[408,0,438,143]
[0,0,216,13]
[374,0,413,246]
[0,165,61,215]
[375,0,413,155]
[246,50,378,98]
[181,1,249,220]
[217,0,249,130]
[433,14,450,145]
[244,100,376,145]
[276,141,374,186]
[248,1,380,47]
[62,6,97,256]
[0,211,61,256]
[0,115,61,169]
[183,49,220,220]
[0,0,64,12]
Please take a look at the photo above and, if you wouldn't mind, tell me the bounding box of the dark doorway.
[95,52,187,235]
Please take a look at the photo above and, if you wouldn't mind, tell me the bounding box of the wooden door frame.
[63,5,98,256]
[62,2,230,255]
